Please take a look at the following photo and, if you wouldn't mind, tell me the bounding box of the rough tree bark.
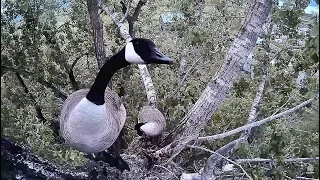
[169,0,273,161]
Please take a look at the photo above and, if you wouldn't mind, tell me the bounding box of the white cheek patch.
[125,42,146,64]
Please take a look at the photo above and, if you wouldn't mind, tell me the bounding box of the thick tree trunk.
[171,0,273,161]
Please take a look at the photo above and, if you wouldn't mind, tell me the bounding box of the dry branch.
[197,93,319,142]
[236,157,319,164]
[188,144,252,180]
[198,58,270,179]
[200,137,248,179]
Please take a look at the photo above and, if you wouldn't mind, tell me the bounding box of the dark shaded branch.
[68,53,89,91]
[1,66,67,100]
[14,72,46,123]
[1,137,89,180]
[43,22,70,44]
[1,136,183,179]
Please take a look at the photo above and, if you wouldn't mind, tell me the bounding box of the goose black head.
[125,38,174,65]
[134,123,146,136]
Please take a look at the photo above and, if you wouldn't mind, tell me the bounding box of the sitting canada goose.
[135,105,166,137]
[59,38,173,171]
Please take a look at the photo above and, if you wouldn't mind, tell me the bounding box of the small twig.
[153,165,179,180]
[172,57,201,96]
[197,93,319,141]
[269,89,300,117]
[119,0,132,23]
[188,145,252,180]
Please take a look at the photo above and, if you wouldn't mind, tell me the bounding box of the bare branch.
[241,61,268,141]
[197,93,319,142]
[188,144,252,180]
[173,57,202,96]
[119,0,132,23]
[1,66,67,100]
[236,157,319,164]
[295,177,318,180]
[199,59,269,178]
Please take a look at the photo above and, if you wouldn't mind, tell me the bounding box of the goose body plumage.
[136,105,166,137]
[60,88,126,153]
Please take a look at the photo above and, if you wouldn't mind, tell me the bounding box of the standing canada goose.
[59,38,173,171]
[135,105,166,137]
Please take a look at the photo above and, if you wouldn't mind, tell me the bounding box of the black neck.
[86,49,129,105]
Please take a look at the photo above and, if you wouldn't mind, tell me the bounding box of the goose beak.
[151,48,174,64]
